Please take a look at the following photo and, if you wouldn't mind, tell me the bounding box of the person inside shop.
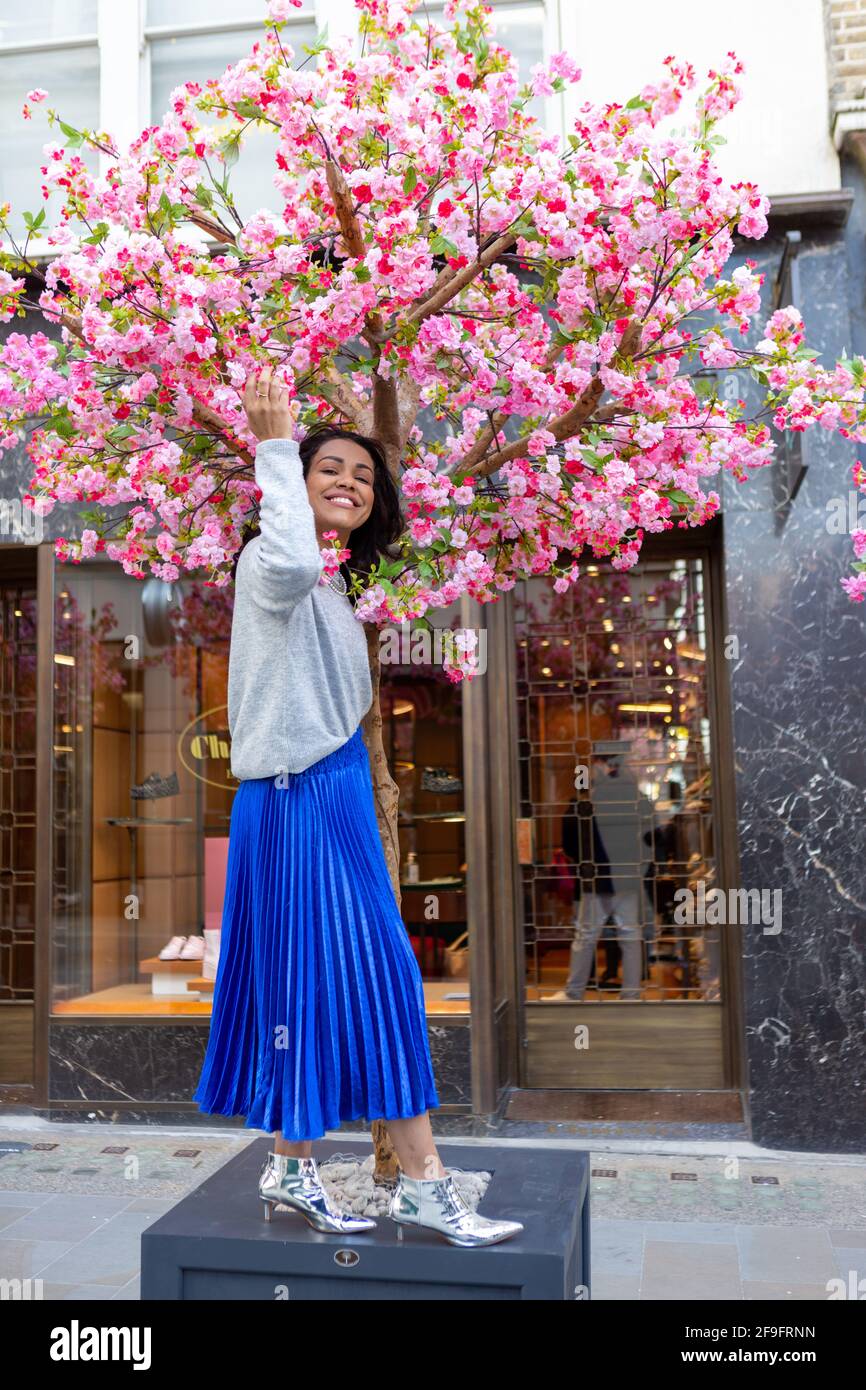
[549,742,654,1002]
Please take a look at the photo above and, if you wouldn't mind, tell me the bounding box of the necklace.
[326,568,347,597]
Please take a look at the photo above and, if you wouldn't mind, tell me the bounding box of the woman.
[193,365,523,1249]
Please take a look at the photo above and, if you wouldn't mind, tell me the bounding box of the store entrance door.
[513,530,741,1090]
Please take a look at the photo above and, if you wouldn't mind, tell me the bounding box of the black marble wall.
[721,181,866,1151]
[47,1018,473,1124]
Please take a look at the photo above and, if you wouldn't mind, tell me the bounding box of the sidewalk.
[0,1117,863,1300]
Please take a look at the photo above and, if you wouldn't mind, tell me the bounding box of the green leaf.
[82,221,109,245]
[403,163,418,195]
[301,23,329,56]
[194,183,215,210]
[625,95,650,111]
[218,133,241,169]
[107,423,137,443]
[666,489,695,506]
[353,264,371,282]
[232,98,264,121]
[59,119,84,148]
[511,218,541,242]
[430,233,459,257]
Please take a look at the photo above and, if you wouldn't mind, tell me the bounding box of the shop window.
[50,562,465,1016]
[379,607,467,1012]
[0,572,37,1081]
[51,561,232,1015]
[515,557,721,1004]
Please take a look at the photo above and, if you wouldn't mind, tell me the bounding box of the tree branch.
[456,337,570,473]
[372,374,402,478]
[466,377,604,480]
[325,157,386,343]
[318,364,370,432]
[404,230,517,326]
[190,401,254,467]
[462,318,642,481]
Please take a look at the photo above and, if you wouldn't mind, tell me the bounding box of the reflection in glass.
[51,563,233,1015]
[379,609,467,1012]
[147,0,270,26]
[515,558,720,1004]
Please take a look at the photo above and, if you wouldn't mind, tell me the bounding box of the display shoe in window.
[258,1153,377,1233]
[158,935,188,960]
[178,935,204,960]
[388,1171,524,1247]
[131,770,180,799]
[202,928,221,981]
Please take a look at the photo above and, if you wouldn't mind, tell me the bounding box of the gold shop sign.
[177,703,237,791]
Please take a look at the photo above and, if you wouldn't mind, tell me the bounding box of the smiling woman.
[191,364,523,1245]
[230,372,403,596]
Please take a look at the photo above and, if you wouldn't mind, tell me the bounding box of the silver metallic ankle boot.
[388,1171,523,1247]
[258,1152,377,1233]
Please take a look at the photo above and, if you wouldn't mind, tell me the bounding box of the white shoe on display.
[202,928,221,981]
[179,935,205,960]
[158,935,188,960]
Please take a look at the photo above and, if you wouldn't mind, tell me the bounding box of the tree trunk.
[360,623,404,1183]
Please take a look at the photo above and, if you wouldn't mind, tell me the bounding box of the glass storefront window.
[379,608,467,1014]
[515,557,720,1006]
[0,569,37,1082]
[50,561,464,1018]
[51,561,232,1015]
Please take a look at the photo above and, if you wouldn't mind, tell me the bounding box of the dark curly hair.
[230,426,404,605]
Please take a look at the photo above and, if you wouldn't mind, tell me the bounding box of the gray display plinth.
[140,1137,590,1300]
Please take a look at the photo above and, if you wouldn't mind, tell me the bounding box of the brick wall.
[827,0,866,106]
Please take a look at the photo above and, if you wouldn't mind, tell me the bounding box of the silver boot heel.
[258,1152,377,1233]
[388,1171,523,1247]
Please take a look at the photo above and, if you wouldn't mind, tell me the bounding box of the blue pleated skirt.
[192,723,440,1141]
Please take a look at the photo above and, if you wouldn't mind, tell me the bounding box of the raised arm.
[240,436,323,614]
[237,367,323,614]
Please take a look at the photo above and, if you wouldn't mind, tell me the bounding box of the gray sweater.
[227,436,373,780]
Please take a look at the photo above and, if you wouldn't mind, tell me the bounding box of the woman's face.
[306,438,376,542]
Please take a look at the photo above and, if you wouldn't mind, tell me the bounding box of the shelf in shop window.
[400,877,465,888]
[105,817,194,827]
